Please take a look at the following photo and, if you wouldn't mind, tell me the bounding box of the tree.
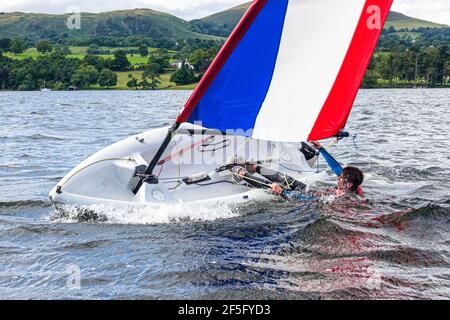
[141,64,161,90]
[138,79,150,90]
[0,55,11,89]
[143,63,161,78]
[138,45,149,57]
[435,45,448,85]
[86,44,104,55]
[147,49,170,73]
[54,46,71,55]
[170,62,196,85]
[10,38,27,55]
[0,38,11,53]
[445,59,450,85]
[127,77,139,90]
[71,65,99,88]
[83,55,107,71]
[36,40,53,54]
[362,69,380,88]
[110,50,131,71]
[420,47,439,86]
[98,69,117,88]
[188,49,216,73]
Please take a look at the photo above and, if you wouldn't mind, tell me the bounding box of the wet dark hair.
[342,166,364,192]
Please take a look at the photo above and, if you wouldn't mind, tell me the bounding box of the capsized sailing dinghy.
[49,0,393,209]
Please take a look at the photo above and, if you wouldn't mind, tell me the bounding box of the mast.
[131,122,180,194]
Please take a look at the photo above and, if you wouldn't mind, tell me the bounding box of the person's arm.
[280,189,319,201]
[319,148,343,177]
[310,141,343,177]
[233,166,272,189]
[256,166,306,191]
[270,184,318,201]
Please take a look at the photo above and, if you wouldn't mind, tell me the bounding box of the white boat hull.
[49,124,325,211]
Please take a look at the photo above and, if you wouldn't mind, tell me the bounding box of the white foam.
[48,201,239,225]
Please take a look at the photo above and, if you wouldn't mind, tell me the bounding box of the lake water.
[0,89,449,299]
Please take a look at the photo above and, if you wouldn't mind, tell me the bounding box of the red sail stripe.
[308,0,393,141]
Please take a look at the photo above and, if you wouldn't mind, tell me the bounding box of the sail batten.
[178,0,394,142]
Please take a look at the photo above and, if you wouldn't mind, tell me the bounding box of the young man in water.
[270,141,364,199]
[229,141,364,199]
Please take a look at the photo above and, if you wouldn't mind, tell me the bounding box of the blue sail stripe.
[187,0,289,135]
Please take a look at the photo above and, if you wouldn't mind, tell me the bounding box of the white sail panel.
[252,0,366,142]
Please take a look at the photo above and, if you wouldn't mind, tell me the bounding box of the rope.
[351,133,359,150]
[158,135,213,165]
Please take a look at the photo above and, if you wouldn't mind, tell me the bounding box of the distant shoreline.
[1,86,449,93]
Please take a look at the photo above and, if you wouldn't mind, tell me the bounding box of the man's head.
[338,166,364,194]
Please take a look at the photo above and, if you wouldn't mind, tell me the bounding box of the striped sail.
[177,0,393,142]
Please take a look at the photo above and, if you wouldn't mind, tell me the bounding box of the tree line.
[363,45,448,88]
[0,30,448,90]
[0,52,120,90]
[361,27,449,87]
[0,39,220,90]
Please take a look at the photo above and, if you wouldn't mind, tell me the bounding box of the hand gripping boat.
[50,0,393,210]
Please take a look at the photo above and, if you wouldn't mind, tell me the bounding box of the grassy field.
[393,31,421,40]
[4,46,174,66]
[91,71,197,90]
[4,48,42,60]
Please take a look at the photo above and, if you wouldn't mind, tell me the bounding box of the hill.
[190,3,249,37]
[0,9,215,43]
[384,11,447,30]
[0,5,446,43]
[192,2,448,37]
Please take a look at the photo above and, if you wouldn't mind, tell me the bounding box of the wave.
[0,163,20,169]
[0,200,50,211]
[283,216,391,257]
[2,133,66,142]
[367,246,448,268]
[374,203,450,225]
[47,201,239,225]
[61,239,114,250]
[3,224,77,237]
[379,166,436,180]
[27,134,65,141]
[300,216,366,242]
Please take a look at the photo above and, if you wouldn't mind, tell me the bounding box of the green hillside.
[190,3,250,37]
[193,2,447,37]
[199,3,250,25]
[0,9,214,42]
[384,11,447,30]
[0,5,446,43]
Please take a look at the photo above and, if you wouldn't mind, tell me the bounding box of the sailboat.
[40,80,52,92]
[49,0,393,210]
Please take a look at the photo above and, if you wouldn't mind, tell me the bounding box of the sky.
[0,0,449,25]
